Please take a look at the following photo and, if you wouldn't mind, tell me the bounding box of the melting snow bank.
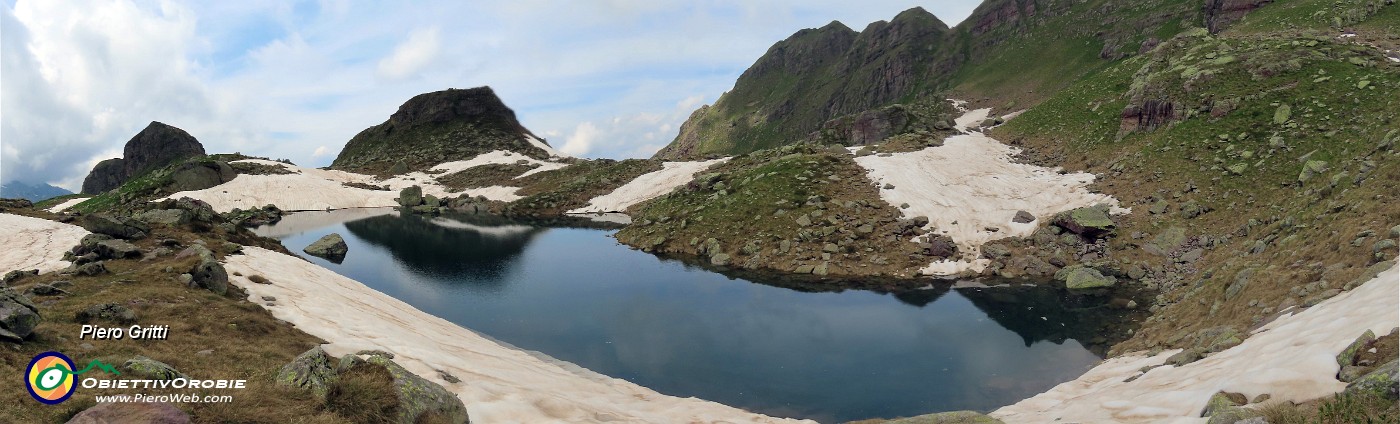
[224,247,810,424]
[853,131,1123,276]
[160,151,569,212]
[992,260,1400,423]
[251,207,398,238]
[47,197,90,213]
[0,213,89,273]
[568,158,730,214]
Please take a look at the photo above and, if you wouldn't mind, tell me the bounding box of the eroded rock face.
[331,87,552,174]
[1204,0,1274,33]
[81,122,206,194]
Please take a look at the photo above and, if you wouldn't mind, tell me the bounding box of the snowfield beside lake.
[853,106,1124,276]
[0,214,89,274]
[993,260,1399,423]
[224,247,810,424]
[568,158,730,214]
[158,152,569,212]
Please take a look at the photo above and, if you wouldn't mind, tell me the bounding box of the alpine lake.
[257,209,1144,423]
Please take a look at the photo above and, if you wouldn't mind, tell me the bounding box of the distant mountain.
[655,0,1206,159]
[331,86,560,176]
[0,181,72,202]
[81,121,207,194]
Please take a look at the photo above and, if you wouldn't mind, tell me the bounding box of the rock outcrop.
[81,122,206,194]
[655,8,955,159]
[0,288,41,342]
[1203,0,1274,33]
[331,87,555,175]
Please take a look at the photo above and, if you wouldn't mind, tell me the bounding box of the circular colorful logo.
[26,352,77,404]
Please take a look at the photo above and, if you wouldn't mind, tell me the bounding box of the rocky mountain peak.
[331,86,554,175]
[81,121,206,194]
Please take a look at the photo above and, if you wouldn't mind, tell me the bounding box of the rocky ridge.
[331,87,558,176]
[82,122,208,194]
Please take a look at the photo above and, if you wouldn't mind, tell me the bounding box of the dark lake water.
[263,210,1135,423]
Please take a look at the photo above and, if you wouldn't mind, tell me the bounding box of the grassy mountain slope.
[656,0,1207,159]
[987,0,1399,355]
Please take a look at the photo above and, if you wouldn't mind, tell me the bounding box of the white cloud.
[2,1,985,188]
[376,27,441,80]
[560,122,600,156]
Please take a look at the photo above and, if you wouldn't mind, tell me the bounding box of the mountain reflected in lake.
[268,211,1139,422]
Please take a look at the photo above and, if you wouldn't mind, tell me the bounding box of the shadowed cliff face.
[330,86,554,175]
[80,121,206,194]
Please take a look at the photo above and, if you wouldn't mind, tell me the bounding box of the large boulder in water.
[81,121,207,194]
[398,186,423,208]
[303,233,349,263]
[1056,265,1117,290]
[0,288,41,342]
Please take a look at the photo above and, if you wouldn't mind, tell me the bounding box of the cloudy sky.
[1,0,980,191]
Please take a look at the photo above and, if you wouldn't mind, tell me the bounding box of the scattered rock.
[1,269,38,285]
[136,209,191,226]
[95,239,142,260]
[123,356,187,381]
[75,303,138,325]
[398,186,424,208]
[183,245,228,295]
[1053,205,1116,238]
[76,261,109,276]
[364,354,471,424]
[303,233,349,263]
[82,213,149,240]
[710,253,732,266]
[1298,160,1328,184]
[66,401,191,424]
[1225,268,1254,301]
[277,346,338,398]
[1057,265,1116,290]
[0,288,41,341]
[1166,348,1205,367]
[1337,330,1376,369]
[883,410,1004,424]
[1344,359,1398,400]
[1012,210,1035,223]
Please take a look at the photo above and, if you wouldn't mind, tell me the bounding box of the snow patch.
[162,152,551,212]
[0,213,89,273]
[223,247,809,424]
[525,134,568,158]
[568,158,730,214]
[47,197,89,212]
[852,109,1124,276]
[993,260,1400,423]
[955,108,992,132]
